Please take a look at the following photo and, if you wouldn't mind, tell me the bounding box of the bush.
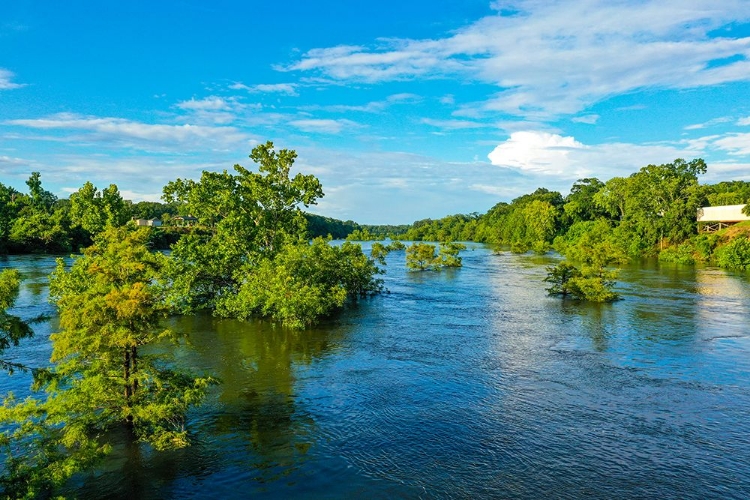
[658,242,696,265]
[715,236,750,271]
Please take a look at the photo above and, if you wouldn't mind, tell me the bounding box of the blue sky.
[1,0,750,224]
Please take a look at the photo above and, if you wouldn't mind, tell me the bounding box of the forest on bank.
[1,144,750,497]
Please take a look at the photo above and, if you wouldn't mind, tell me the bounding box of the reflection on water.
[1,248,750,499]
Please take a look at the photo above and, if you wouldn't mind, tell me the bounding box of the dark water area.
[2,245,750,499]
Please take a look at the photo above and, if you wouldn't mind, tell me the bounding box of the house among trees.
[697,204,750,232]
[173,215,198,227]
[132,218,163,227]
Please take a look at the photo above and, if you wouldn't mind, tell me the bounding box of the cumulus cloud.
[0,68,25,89]
[281,0,750,119]
[488,130,701,180]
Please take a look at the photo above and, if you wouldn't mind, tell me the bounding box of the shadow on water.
[63,314,358,499]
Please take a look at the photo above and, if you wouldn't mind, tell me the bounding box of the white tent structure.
[697,204,749,232]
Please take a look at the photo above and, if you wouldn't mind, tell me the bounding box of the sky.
[1,0,750,224]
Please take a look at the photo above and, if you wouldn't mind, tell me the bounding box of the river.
[2,244,750,499]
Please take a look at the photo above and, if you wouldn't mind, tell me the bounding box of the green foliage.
[545,262,619,302]
[370,242,389,263]
[555,219,629,270]
[563,178,606,224]
[0,227,216,496]
[304,213,358,239]
[406,243,437,270]
[437,242,466,267]
[658,242,697,265]
[703,180,750,207]
[69,181,130,236]
[714,236,750,271]
[218,239,383,328]
[386,240,406,251]
[345,227,383,241]
[406,242,465,271]
[694,233,719,261]
[163,142,324,313]
[399,213,480,242]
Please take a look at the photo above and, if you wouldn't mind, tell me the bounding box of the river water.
[2,244,750,499]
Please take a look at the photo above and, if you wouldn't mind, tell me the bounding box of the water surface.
[2,246,749,499]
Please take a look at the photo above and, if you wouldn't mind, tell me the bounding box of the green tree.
[0,228,215,498]
[70,181,130,236]
[163,142,324,312]
[406,242,437,270]
[563,178,606,224]
[25,172,57,212]
[218,239,382,328]
[406,242,465,270]
[0,184,22,252]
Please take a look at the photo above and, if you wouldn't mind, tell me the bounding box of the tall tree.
[162,141,324,312]
[69,181,130,236]
[0,227,215,497]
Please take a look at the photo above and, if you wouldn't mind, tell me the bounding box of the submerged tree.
[162,142,382,327]
[406,242,465,271]
[0,227,215,498]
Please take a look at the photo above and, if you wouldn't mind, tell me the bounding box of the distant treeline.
[3,158,750,270]
[313,159,750,270]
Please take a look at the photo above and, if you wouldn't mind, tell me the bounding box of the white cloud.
[488,130,701,181]
[302,93,421,113]
[571,114,599,124]
[684,116,732,130]
[0,68,25,90]
[230,82,298,96]
[176,96,231,111]
[282,1,750,118]
[712,132,750,156]
[737,116,750,126]
[6,113,251,151]
[288,118,359,134]
[174,96,250,125]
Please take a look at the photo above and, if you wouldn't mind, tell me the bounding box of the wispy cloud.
[712,132,750,156]
[737,116,750,126]
[302,93,421,113]
[0,68,25,90]
[684,116,733,130]
[572,114,599,125]
[6,113,251,151]
[281,1,750,119]
[230,82,299,96]
[288,118,360,134]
